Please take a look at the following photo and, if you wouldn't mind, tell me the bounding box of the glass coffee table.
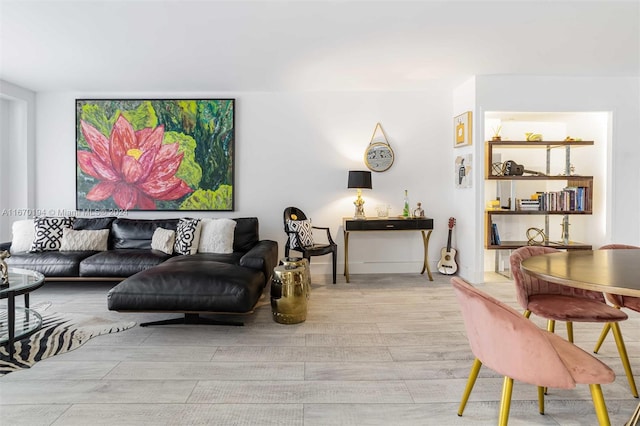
[1,268,45,360]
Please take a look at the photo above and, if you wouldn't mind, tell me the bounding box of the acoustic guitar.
[437,217,458,275]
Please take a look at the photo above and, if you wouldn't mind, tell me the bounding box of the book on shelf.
[535,186,590,212]
[491,222,501,245]
[516,199,540,211]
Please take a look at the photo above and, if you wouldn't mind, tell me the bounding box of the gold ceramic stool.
[279,257,311,299]
[271,264,308,324]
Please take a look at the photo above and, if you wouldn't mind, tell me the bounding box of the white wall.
[0,80,36,241]
[7,75,640,280]
[0,99,8,239]
[451,77,478,282]
[33,87,455,276]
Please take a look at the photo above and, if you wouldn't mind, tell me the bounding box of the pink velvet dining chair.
[451,276,614,425]
[457,246,637,419]
[509,246,637,399]
[593,244,640,354]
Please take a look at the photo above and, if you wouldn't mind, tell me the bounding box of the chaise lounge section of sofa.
[1,216,278,325]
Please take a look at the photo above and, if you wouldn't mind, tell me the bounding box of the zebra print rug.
[0,302,135,376]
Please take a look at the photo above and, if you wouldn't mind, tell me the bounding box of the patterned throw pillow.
[198,218,236,254]
[286,219,314,249]
[60,228,110,252]
[29,216,75,252]
[174,218,202,255]
[151,227,176,255]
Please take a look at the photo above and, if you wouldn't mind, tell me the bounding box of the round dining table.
[521,248,640,426]
[521,249,640,298]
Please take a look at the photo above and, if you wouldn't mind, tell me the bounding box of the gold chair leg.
[589,383,611,426]
[594,323,611,354]
[543,320,556,395]
[547,319,555,333]
[458,358,482,416]
[538,386,545,414]
[523,309,532,319]
[566,321,574,343]
[498,376,514,426]
[595,305,620,354]
[627,401,640,426]
[611,322,639,397]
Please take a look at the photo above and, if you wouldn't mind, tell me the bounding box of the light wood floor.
[2,272,640,425]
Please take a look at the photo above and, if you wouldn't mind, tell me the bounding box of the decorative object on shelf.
[402,190,410,217]
[526,227,546,245]
[376,204,390,218]
[502,160,524,176]
[491,125,502,141]
[455,154,472,188]
[501,160,546,177]
[561,163,577,176]
[437,217,458,275]
[413,202,425,218]
[454,111,472,147]
[0,250,9,286]
[491,162,504,176]
[525,132,543,141]
[561,216,571,245]
[487,200,501,210]
[76,99,235,212]
[364,122,395,172]
[348,170,372,219]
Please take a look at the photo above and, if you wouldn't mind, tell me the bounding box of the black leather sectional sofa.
[1,217,278,325]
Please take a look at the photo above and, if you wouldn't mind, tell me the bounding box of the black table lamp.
[348,170,372,220]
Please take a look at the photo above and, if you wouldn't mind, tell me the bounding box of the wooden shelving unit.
[485,139,594,251]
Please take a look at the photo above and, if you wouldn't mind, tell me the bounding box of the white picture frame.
[455,154,472,188]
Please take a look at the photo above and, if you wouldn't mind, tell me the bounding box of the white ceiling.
[1,0,638,93]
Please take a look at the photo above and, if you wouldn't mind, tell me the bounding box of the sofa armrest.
[240,240,279,282]
[0,241,11,252]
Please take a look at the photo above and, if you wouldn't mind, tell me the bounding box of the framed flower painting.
[75,99,235,211]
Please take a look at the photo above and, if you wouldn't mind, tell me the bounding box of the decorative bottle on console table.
[402,190,410,218]
[413,202,425,218]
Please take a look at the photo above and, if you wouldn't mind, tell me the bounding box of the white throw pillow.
[198,218,236,254]
[174,218,202,255]
[151,227,175,255]
[11,219,35,253]
[60,228,110,251]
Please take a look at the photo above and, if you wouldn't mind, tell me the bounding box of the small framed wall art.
[455,153,472,188]
[454,111,472,148]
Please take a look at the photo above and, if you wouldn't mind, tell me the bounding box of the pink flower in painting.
[78,115,193,209]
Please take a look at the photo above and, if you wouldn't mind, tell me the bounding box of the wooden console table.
[343,217,434,283]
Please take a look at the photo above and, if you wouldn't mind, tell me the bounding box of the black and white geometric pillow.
[174,218,202,255]
[286,219,315,249]
[29,216,75,252]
